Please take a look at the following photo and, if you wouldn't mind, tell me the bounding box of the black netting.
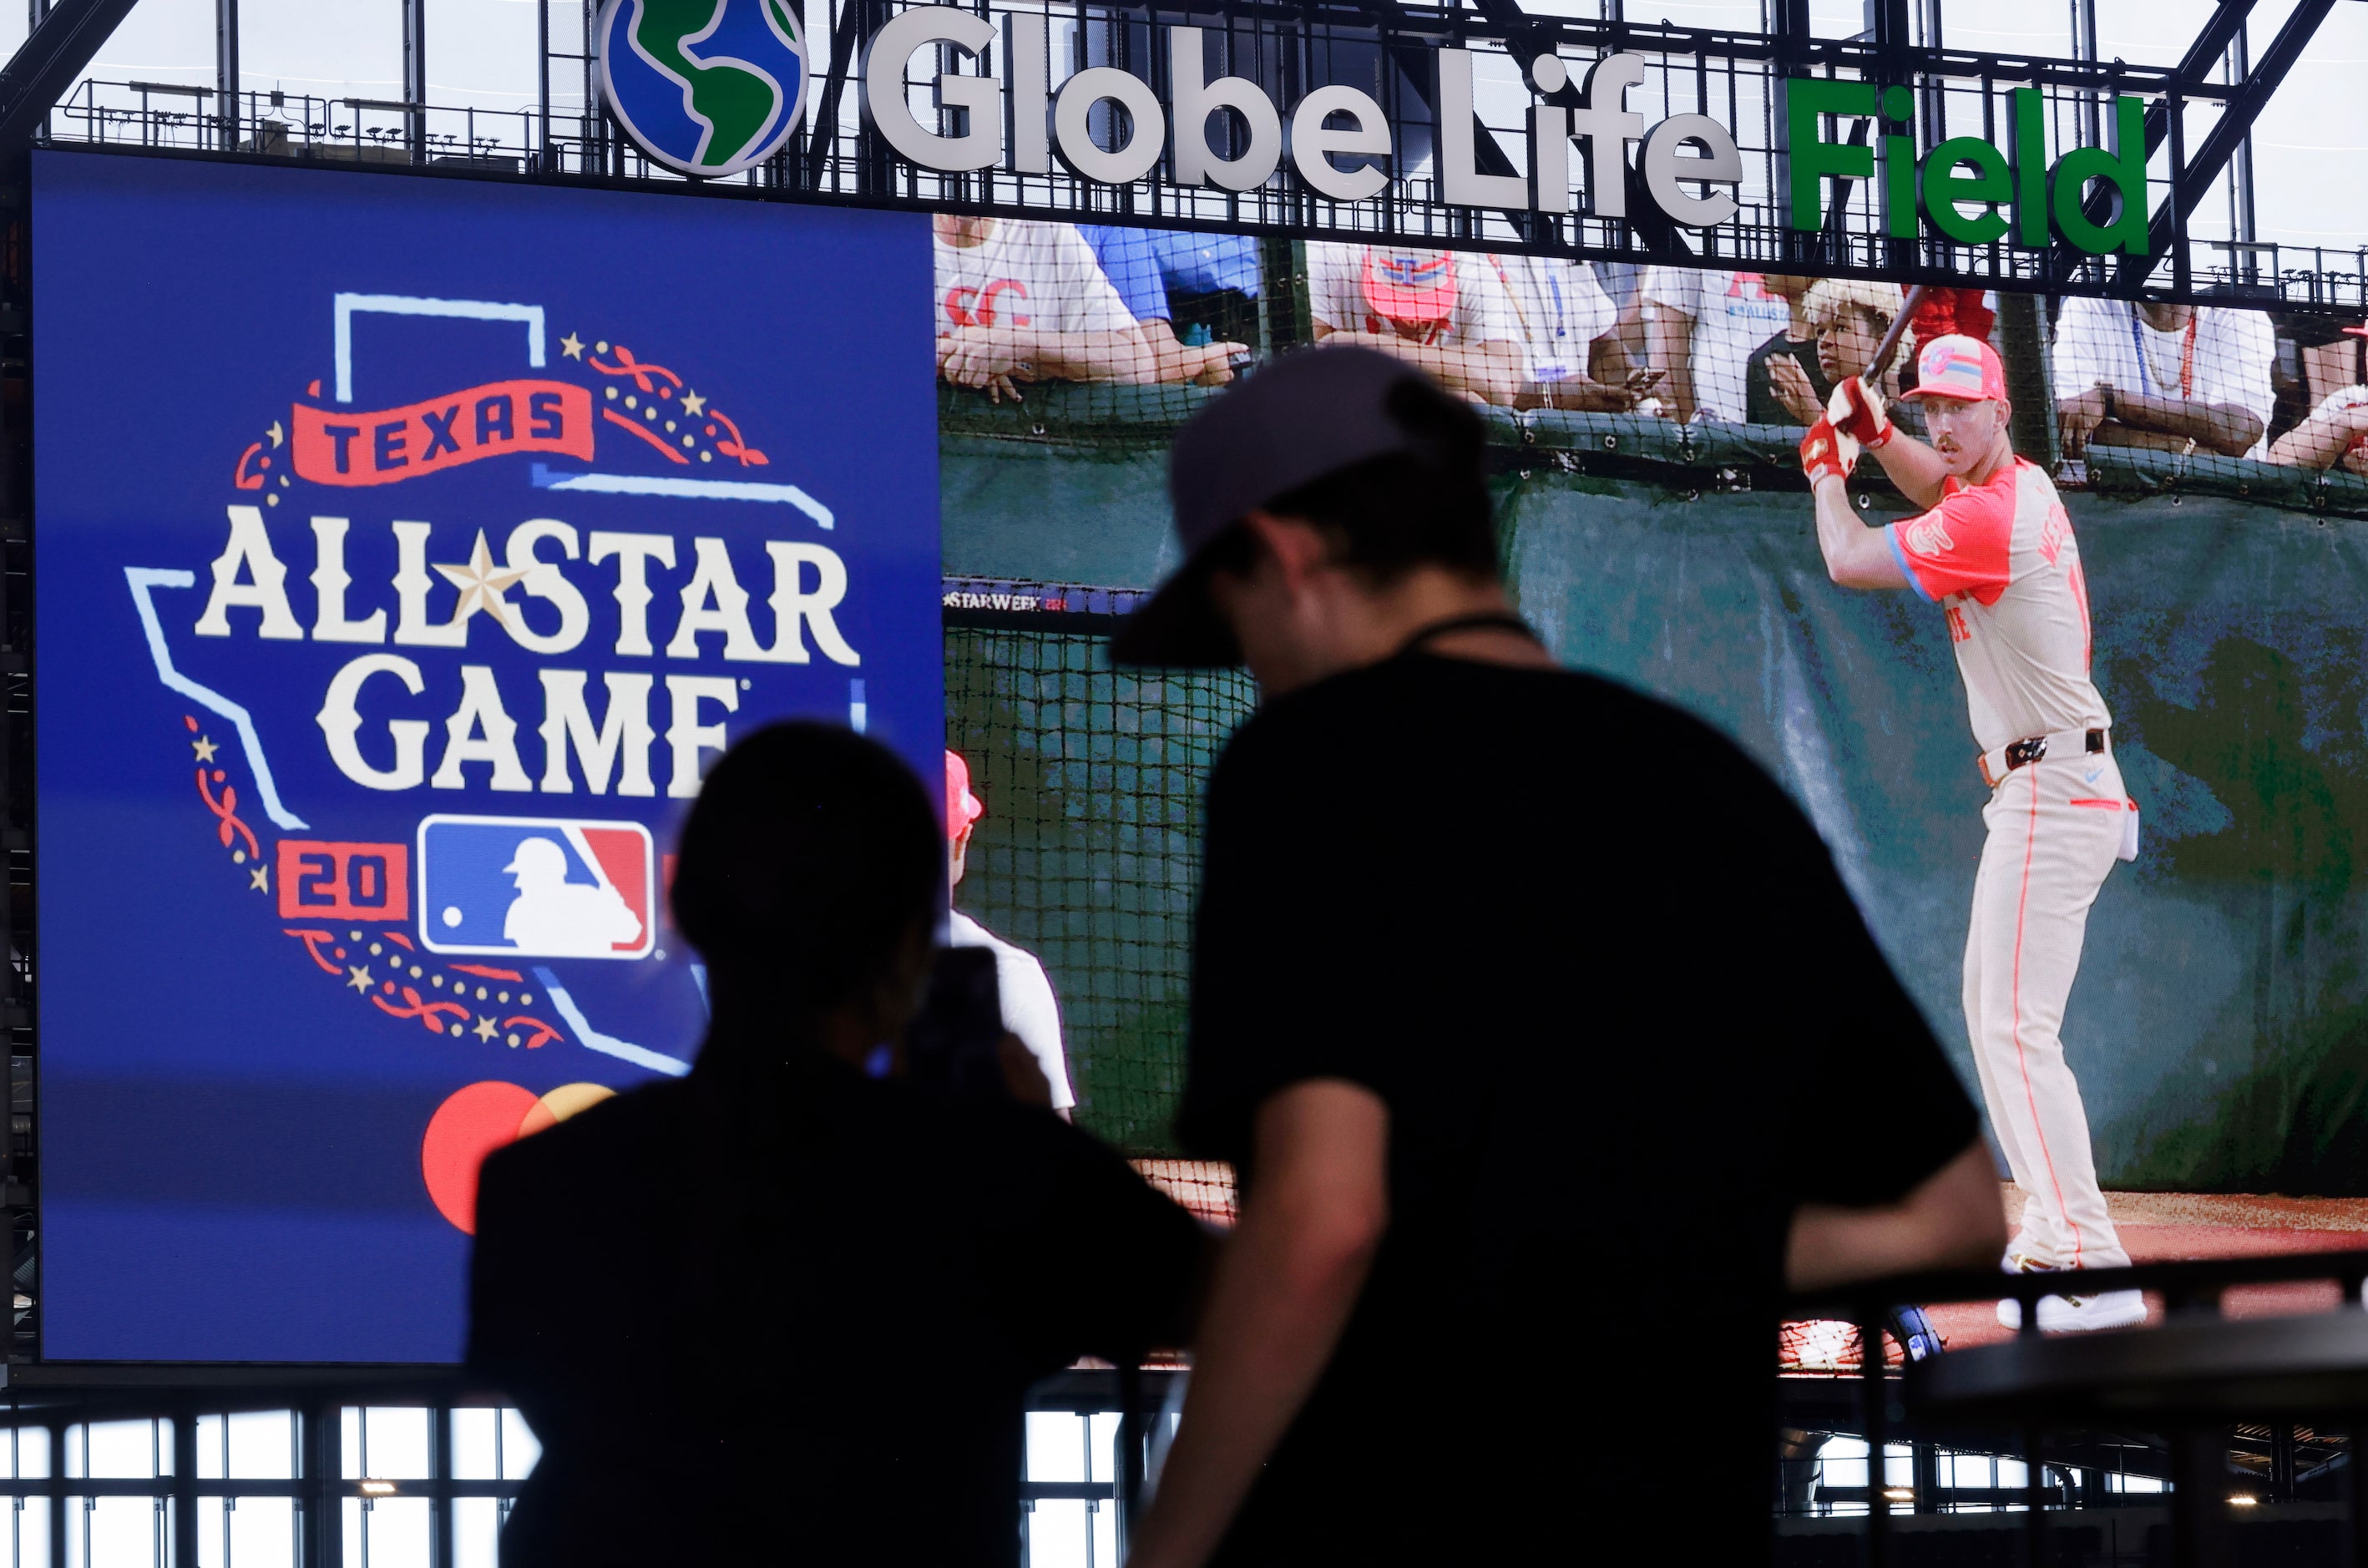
[944,627,1257,1153]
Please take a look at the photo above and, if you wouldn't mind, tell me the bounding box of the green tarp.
[948,417,2368,1193]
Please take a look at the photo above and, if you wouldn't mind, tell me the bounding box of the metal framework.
[0,0,2355,311]
[0,0,2349,1380]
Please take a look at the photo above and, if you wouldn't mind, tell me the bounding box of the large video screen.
[34,153,939,1361]
[932,220,2368,1354]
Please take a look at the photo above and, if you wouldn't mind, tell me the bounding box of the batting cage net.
[933,216,2368,507]
[944,622,1257,1155]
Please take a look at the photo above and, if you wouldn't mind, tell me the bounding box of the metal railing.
[0,1252,2355,1565]
[1783,1247,2368,1568]
[32,53,2368,316]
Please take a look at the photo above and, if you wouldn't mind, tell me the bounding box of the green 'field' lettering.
[1781,75,2150,257]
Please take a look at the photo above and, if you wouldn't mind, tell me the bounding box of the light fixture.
[2229,1495,2259,1507]
[358,1480,396,1496]
[1882,1488,1915,1501]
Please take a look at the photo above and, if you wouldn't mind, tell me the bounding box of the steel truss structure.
[0,0,2352,312]
[0,0,2345,1374]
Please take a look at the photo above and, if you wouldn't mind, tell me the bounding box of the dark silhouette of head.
[671,723,940,1029]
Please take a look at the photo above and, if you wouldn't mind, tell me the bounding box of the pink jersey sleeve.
[1885,474,2016,605]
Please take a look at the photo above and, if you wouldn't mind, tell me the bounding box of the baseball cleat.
[1996,1249,2148,1333]
[1996,1289,2148,1333]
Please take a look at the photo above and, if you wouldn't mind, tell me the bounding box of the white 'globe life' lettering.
[1167,27,1283,192]
[1053,67,1168,185]
[1289,86,1392,203]
[853,7,1743,227]
[858,5,1001,172]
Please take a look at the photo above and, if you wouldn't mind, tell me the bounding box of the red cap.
[1900,333,2007,402]
[944,750,984,842]
[1360,248,1457,328]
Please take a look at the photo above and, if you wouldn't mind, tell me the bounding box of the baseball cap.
[1361,248,1457,328]
[1900,333,2007,402]
[944,749,984,842]
[1109,346,1455,667]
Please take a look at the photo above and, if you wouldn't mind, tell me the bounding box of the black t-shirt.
[1745,326,1832,425]
[1177,652,1976,1565]
[470,1041,1203,1568]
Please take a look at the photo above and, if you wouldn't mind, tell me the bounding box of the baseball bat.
[1868,283,1930,381]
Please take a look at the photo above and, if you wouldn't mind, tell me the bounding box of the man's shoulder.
[949,912,1055,992]
[948,908,1019,957]
[2056,293,2117,329]
[2202,306,2274,346]
[1221,658,1764,786]
[480,1078,695,1199]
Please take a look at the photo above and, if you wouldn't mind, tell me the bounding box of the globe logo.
[596,0,808,179]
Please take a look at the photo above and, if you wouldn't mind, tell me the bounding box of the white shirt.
[1639,268,1792,423]
[949,910,1075,1110]
[1487,255,1617,385]
[2049,297,2277,460]
[934,220,1135,336]
[1305,243,1526,354]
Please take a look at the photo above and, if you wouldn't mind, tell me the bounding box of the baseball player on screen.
[1799,333,2143,1333]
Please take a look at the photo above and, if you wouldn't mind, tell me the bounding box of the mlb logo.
[417,815,655,960]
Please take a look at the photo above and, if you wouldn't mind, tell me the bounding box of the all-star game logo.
[132,290,862,1226]
[596,0,808,179]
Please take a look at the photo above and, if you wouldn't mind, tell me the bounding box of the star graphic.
[680,389,707,417]
[433,532,532,632]
[560,331,585,360]
[266,420,284,449]
[346,964,373,994]
[191,735,219,762]
[473,1015,498,1042]
[249,865,270,893]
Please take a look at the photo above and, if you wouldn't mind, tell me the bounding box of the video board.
[33,152,939,1361]
[934,220,2368,1353]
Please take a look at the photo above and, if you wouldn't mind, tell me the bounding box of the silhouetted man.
[468,724,1204,1566]
[1112,348,2006,1568]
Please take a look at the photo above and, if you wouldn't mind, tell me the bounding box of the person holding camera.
[468,724,1205,1567]
[1111,347,2004,1568]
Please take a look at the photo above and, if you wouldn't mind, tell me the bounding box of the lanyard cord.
[2128,305,2198,397]
[1399,611,1542,656]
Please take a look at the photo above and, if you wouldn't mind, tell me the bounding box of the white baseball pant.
[1962,751,2130,1272]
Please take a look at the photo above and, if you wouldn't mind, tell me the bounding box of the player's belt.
[1978,728,2107,790]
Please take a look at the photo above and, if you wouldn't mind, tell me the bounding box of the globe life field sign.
[595,3,2155,259]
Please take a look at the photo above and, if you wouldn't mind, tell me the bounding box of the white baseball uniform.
[948,909,1076,1111]
[1887,458,2133,1272]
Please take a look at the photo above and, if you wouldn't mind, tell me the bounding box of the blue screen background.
[33,151,939,1361]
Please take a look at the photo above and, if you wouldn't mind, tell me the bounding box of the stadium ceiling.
[0,0,2361,310]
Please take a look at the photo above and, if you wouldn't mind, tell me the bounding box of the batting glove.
[1828,376,1895,450]
[1799,417,1859,487]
